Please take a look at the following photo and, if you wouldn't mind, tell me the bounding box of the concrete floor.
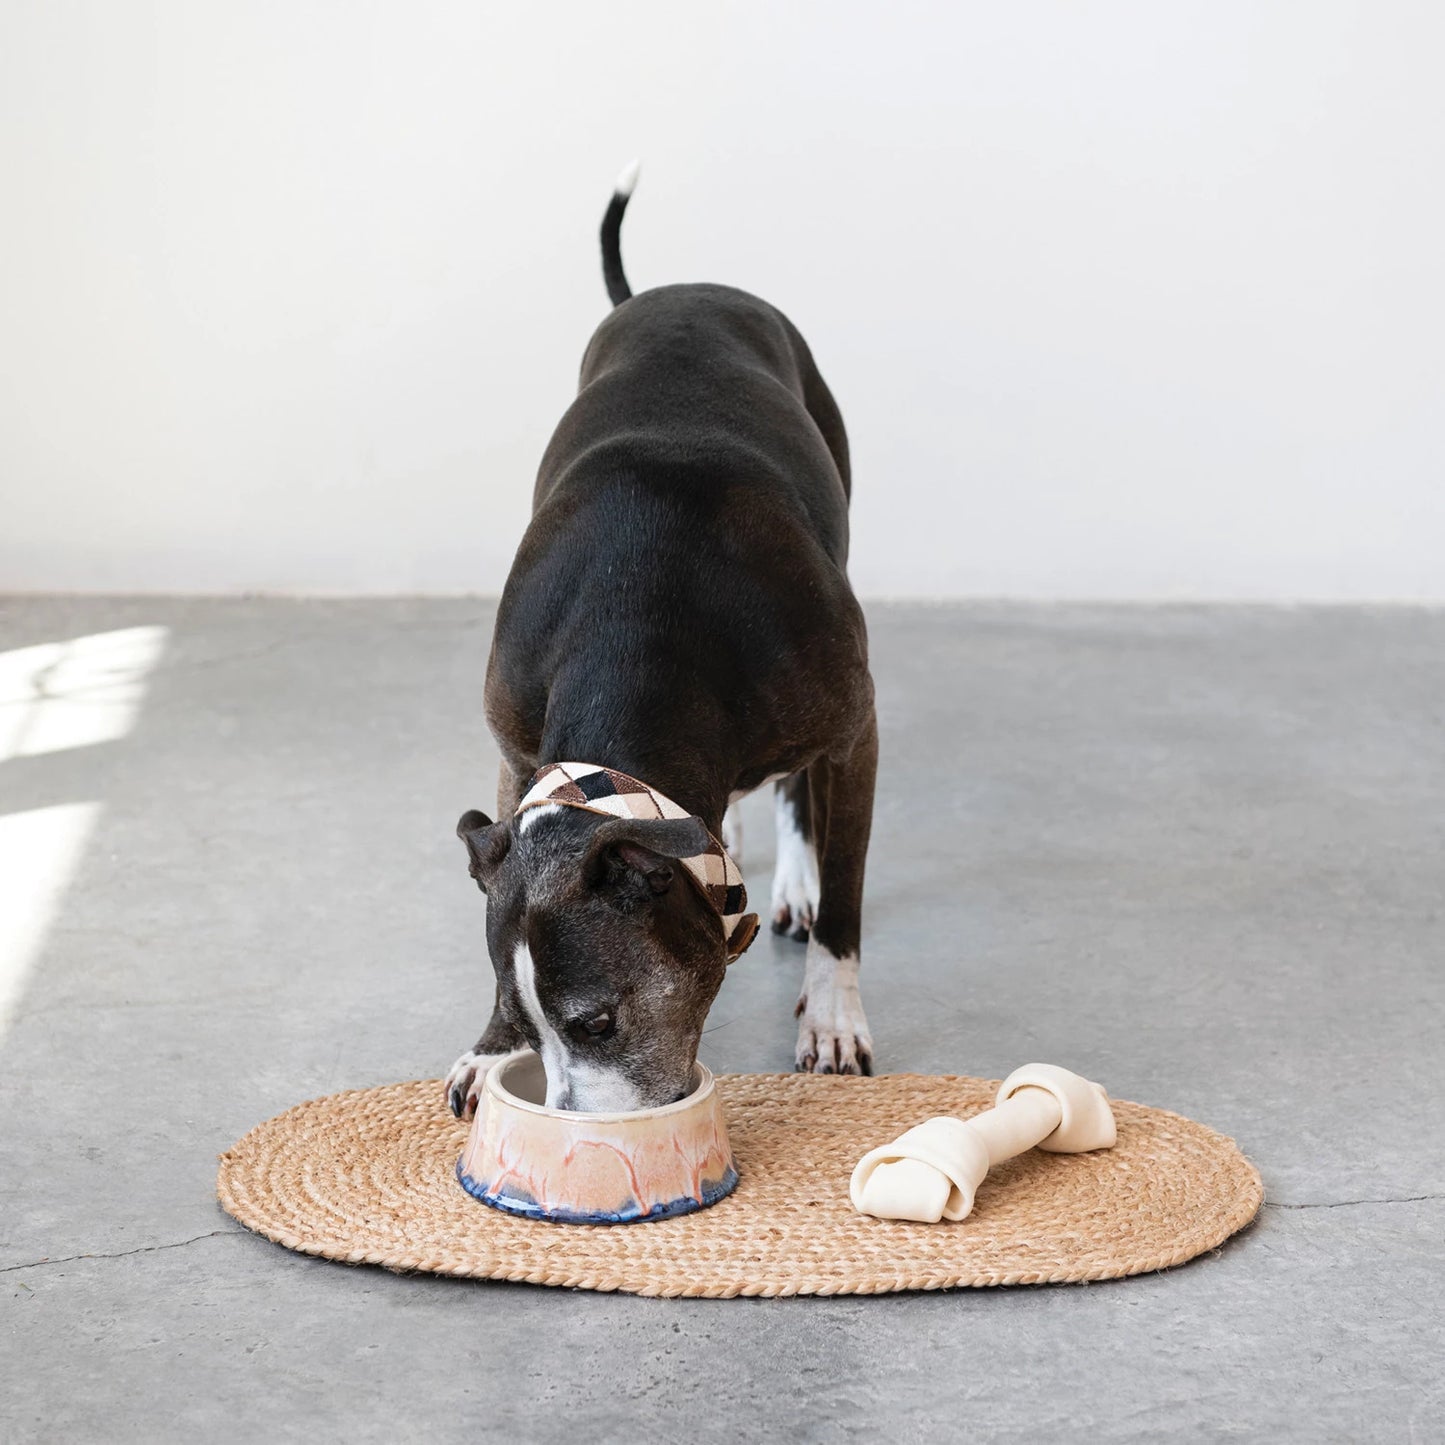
[2,598,1442,1443]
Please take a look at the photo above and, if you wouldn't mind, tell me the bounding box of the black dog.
[447,164,877,1116]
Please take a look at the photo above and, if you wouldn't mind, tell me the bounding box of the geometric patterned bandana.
[516,762,760,963]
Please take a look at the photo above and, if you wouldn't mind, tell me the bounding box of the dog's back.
[552,279,850,529]
[487,174,868,794]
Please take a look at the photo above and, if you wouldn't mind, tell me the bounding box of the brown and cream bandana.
[516,762,760,962]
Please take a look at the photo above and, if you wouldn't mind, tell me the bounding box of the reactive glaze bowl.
[456,1050,738,1224]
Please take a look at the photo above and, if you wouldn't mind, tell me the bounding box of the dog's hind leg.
[793,710,877,1075]
[771,772,818,941]
[721,801,744,864]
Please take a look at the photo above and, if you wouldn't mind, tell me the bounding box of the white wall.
[2,2,1441,599]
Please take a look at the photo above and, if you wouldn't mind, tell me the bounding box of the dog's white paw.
[794,949,873,1075]
[446,1050,507,1120]
[771,791,819,940]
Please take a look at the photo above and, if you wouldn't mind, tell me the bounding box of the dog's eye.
[569,1010,615,1042]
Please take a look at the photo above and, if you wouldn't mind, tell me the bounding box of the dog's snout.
[541,1061,647,1114]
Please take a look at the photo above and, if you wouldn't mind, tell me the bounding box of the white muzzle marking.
[511,941,644,1112]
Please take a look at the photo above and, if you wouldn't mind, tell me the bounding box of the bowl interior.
[493,1051,707,1120]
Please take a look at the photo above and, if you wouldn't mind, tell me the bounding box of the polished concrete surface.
[2,598,1441,1442]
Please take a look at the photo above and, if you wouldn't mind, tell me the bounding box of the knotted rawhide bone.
[849,1063,1118,1223]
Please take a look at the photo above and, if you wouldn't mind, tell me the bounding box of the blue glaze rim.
[456,1156,739,1225]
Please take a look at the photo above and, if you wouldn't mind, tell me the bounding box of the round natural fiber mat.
[216,1073,1261,1297]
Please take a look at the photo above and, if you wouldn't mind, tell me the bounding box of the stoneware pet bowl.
[456,1049,738,1224]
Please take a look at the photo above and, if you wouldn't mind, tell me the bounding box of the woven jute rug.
[216,1073,1261,1297]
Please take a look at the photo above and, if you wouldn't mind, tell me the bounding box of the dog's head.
[456,803,730,1111]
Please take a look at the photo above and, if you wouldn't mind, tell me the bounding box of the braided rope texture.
[216,1074,1262,1297]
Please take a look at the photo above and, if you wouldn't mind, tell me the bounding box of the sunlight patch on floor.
[0,625,167,1045]
[0,802,102,1041]
[0,625,168,761]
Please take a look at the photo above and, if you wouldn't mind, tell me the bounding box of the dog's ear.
[584,815,712,900]
[457,808,510,893]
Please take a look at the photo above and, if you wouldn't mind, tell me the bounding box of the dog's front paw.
[793,950,873,1075]
[446,1050,506,1120]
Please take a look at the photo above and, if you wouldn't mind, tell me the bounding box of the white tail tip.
[614,158,641,198]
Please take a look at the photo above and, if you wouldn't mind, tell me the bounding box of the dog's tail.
[600,158,640,306]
